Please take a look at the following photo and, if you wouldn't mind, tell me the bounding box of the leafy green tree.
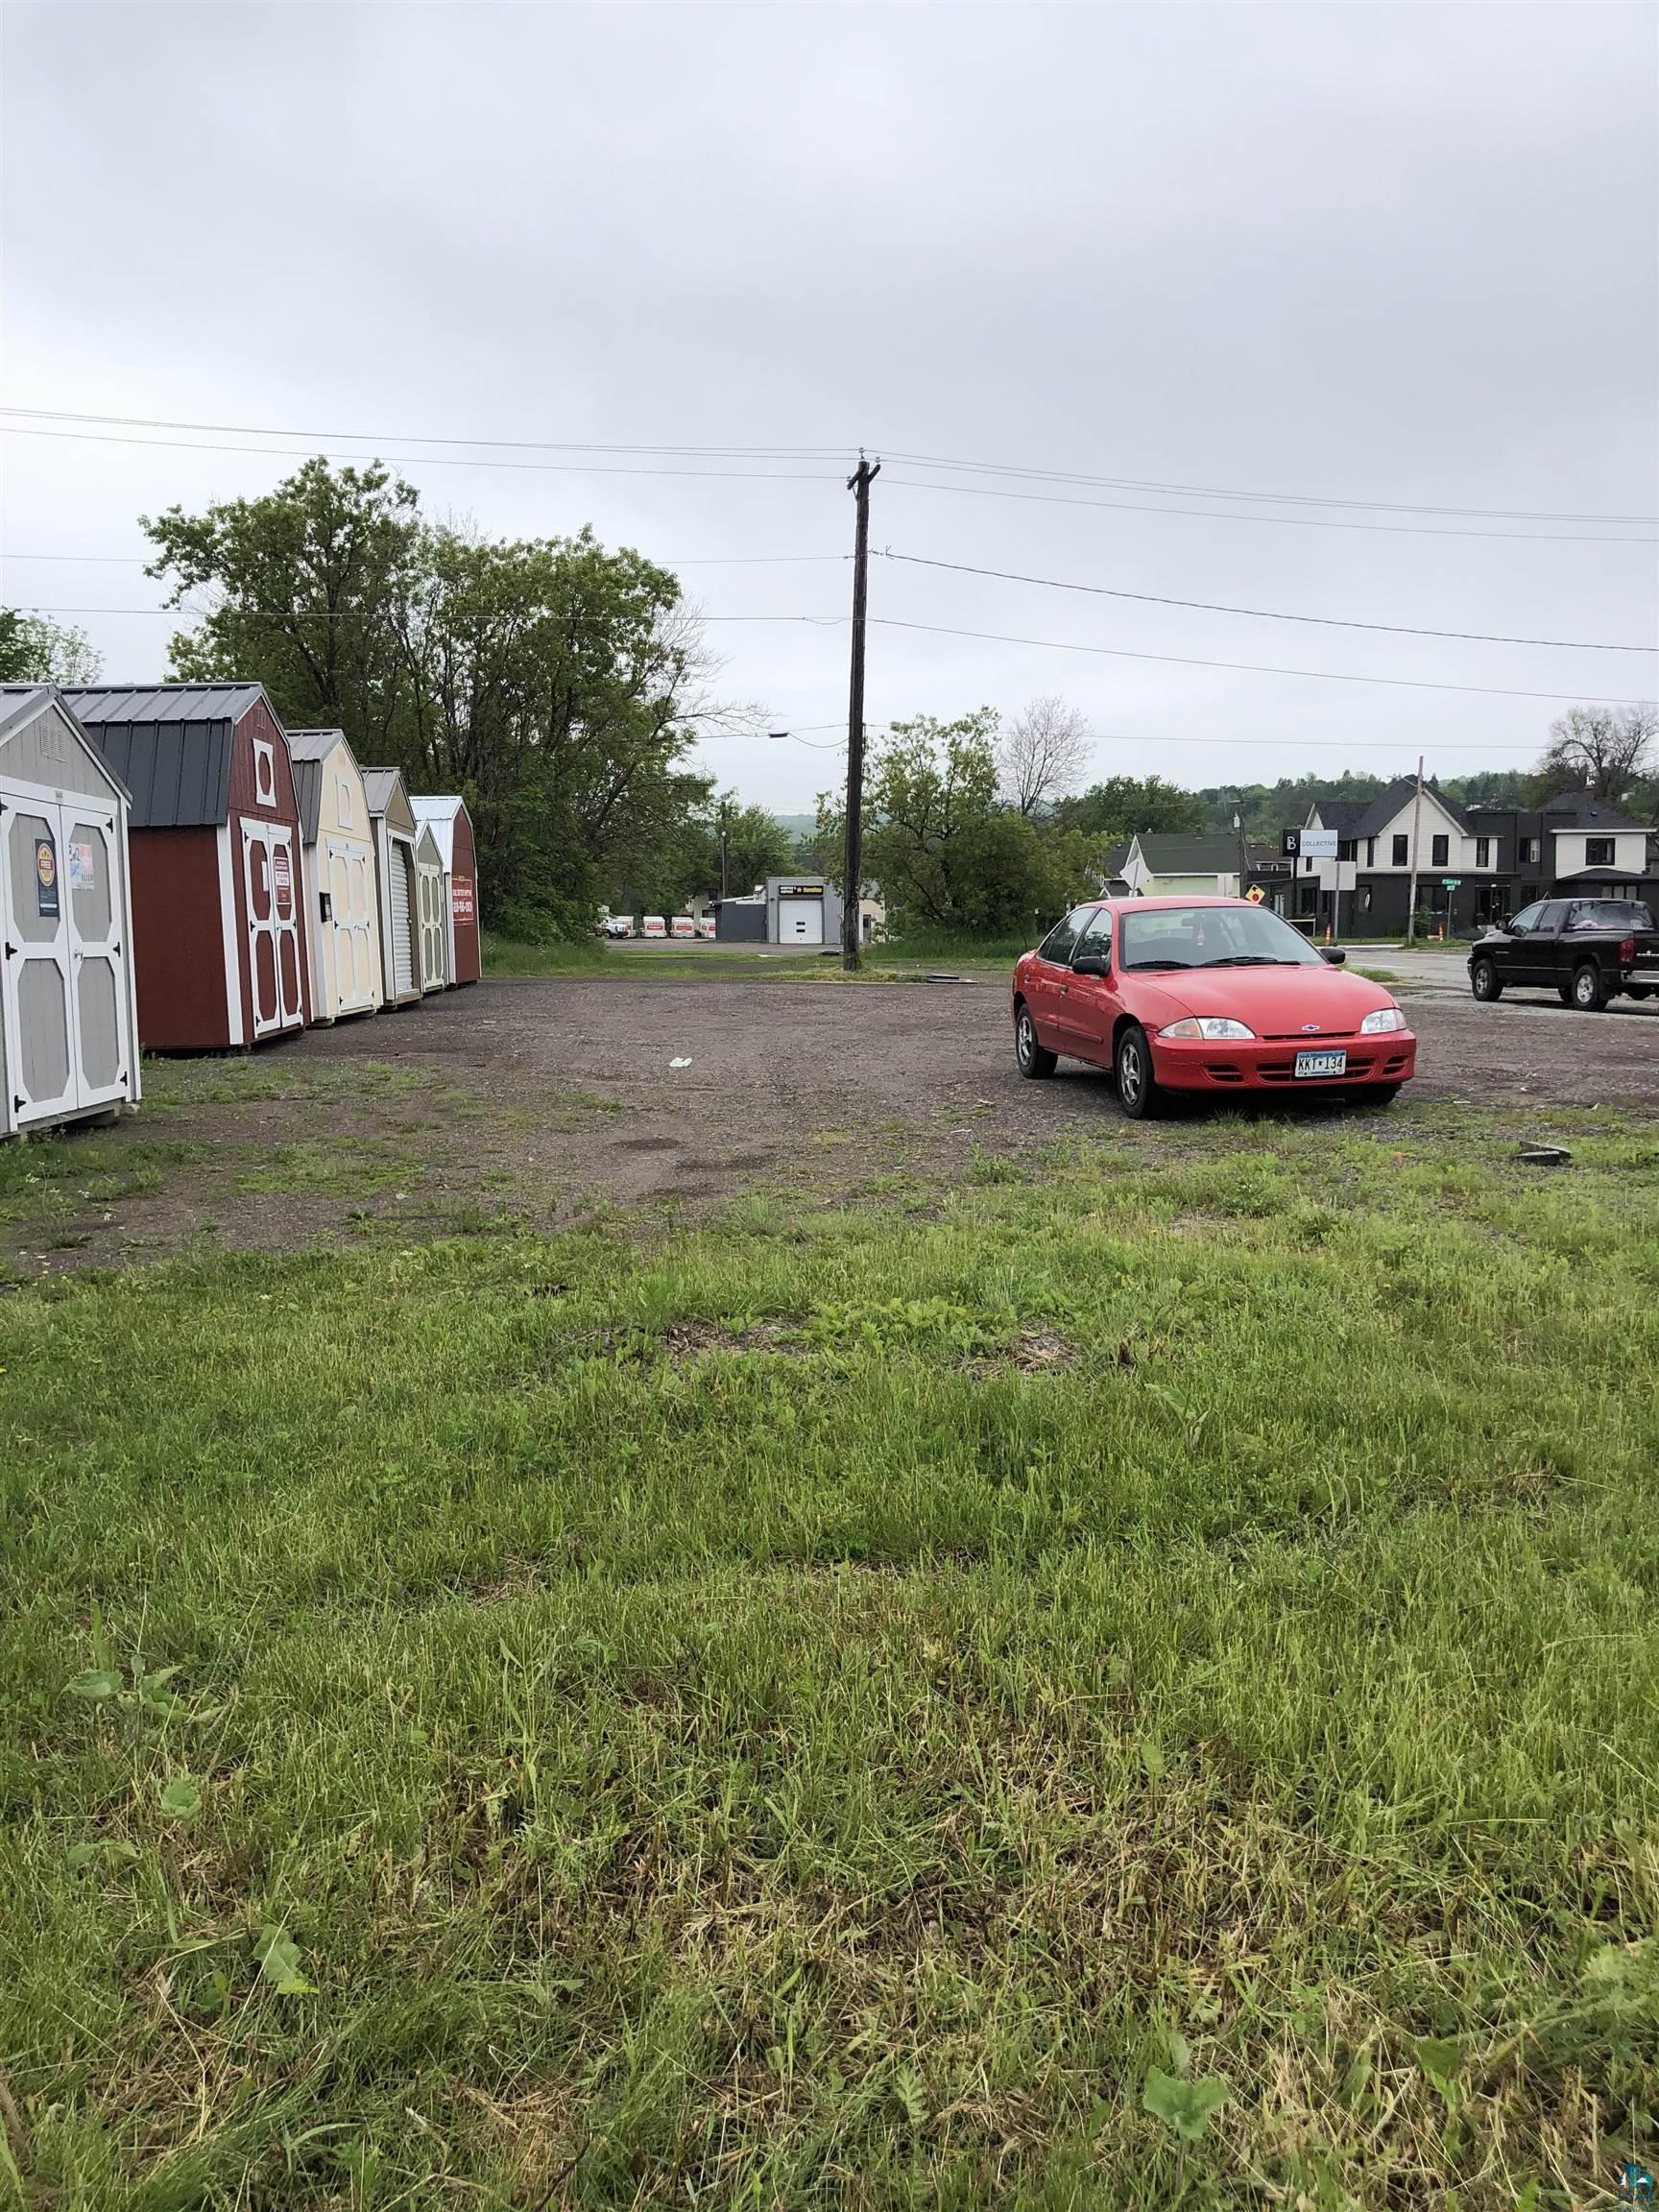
[1055,775,1206,844]
[143,460,728,934]
[819,710,1085,938]
[143,458,422,757]
[0,609,102,684]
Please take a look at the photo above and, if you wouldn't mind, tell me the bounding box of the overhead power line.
[878,550,1658,653]
[0,423,843,488]
[862,614,1651,706]
[19,598,1649,703]
[879,447,1658,527]
[8,405,1652,527]
[880,474,1657,548]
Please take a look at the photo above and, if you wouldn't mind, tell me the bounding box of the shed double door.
[3,796,131,1128]
[418,862,446,990]
[241,821,304,1037]
[326,838,377,1015]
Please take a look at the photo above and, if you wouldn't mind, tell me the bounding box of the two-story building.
[1109,832,1291,904]
[1294,782,1656,937]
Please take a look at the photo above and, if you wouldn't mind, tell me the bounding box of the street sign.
[1245,884,1265,904]
[1442,878,1460,890]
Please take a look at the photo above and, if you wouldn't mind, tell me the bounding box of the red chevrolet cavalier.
[1012,897,1416,1117]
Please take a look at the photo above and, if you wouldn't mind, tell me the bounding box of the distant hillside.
[773,812,818,839]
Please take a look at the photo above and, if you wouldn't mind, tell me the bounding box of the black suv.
[1468,897,1659,1010]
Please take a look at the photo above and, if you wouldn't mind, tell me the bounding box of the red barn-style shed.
[62,685,311,1050]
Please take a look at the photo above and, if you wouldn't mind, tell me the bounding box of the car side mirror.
[1318,946,1347,965]
[1071,953,1109,977]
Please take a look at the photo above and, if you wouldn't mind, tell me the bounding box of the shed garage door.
[778,896,823,945]
[389,842,416,996]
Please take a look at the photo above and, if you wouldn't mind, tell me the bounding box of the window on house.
[1585,837,1616,866]
[1476,837,1490,867]
[1305,857,1314,875]
[1520,835,1540,864]
[1337,839,1356,862]
[1431,834,1449,867]
[1365,838,1375,867]
[1391,834,1408,866]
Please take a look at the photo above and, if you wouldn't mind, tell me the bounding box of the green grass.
[1,1114,1656,2206]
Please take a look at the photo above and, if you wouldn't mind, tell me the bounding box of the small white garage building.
[766,876,843,946]
[0,685,142,1137]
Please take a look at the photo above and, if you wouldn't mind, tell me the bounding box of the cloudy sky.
[3,2,1655,810]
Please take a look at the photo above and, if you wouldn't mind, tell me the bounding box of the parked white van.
[671,915,695,939]
[642,914,667,939]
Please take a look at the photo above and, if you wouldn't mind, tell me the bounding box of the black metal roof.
[59,683,275,828]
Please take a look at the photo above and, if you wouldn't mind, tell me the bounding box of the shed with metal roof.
[414,823,450,992]
[0,686,143,1136]
[409,796,480,985]
[363,768,423,1008]
[60,683,309,1050]
[286,729,383,1024]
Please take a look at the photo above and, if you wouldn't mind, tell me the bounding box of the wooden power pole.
[842,453,879,972]
[1405,754,1425,948]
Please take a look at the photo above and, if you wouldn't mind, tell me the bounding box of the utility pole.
[842,452,879,972]
[1406,754,1425,948]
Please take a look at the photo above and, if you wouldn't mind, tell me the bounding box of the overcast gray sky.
[3,2,1655,810]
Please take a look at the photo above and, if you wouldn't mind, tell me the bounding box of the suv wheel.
[1470,957,1502,1001]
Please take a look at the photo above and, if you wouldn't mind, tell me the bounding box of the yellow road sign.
[1245,884,1265,904]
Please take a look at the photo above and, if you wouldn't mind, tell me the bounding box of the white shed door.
[419,863,445,989]
[777,896,824,945]
[242,822,304,1037]
[327,838,376,1014]
[389,842,415,996]
[64,807,130,1108]
[4,802,78,1127]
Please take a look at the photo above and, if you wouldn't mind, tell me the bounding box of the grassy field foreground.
[2,1114,1657,2207]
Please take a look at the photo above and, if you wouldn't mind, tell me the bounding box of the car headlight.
[1360,1006,1407,1034]
[1158,1016,1257,1041]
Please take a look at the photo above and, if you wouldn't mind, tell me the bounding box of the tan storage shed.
[364,767,422,1008]
[286,730,383,1025]
[415,823,450,993]
[0,685,142,1137]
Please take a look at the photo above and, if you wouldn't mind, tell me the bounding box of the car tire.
[1114,1022,1162,1119]
[1470,958,1502,1002]
[1570,962,1607,1012]
[1014,1002,1057,1079]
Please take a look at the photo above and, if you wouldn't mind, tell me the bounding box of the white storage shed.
[0,685,142,1137]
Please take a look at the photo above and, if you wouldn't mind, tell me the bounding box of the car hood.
[1126,964,1402,1035]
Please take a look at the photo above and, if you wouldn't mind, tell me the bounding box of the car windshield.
[1570,901,1654,931]
[1118,903,1324,971]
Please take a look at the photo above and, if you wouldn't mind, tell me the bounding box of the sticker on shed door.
[242,824,303,1036]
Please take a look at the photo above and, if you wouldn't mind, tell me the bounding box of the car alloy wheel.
[1471,958,1500,1001]
[1572,963,1605,1011]
[1115,1023,1159,1118]
[1015,1004,1056,1080]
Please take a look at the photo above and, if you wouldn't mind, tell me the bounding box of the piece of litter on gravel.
[669,1057,693,1069]
[1517,1144,1572,1166]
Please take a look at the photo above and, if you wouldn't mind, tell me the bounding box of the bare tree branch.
[1540,703,1656,799]
[997,696,1090,816]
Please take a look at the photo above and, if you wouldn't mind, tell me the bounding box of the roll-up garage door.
[390,843,416,996]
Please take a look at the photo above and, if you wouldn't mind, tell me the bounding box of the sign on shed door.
[3,802,78,1126]
[242,822,304,1036]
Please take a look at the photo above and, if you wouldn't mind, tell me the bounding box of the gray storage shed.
[364,767,422,1007]
[0,685,142,1137]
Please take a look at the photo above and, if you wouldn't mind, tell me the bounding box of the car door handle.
[1059,983,1069,996]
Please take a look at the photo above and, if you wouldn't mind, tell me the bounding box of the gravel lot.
[7,970,1653,1273]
